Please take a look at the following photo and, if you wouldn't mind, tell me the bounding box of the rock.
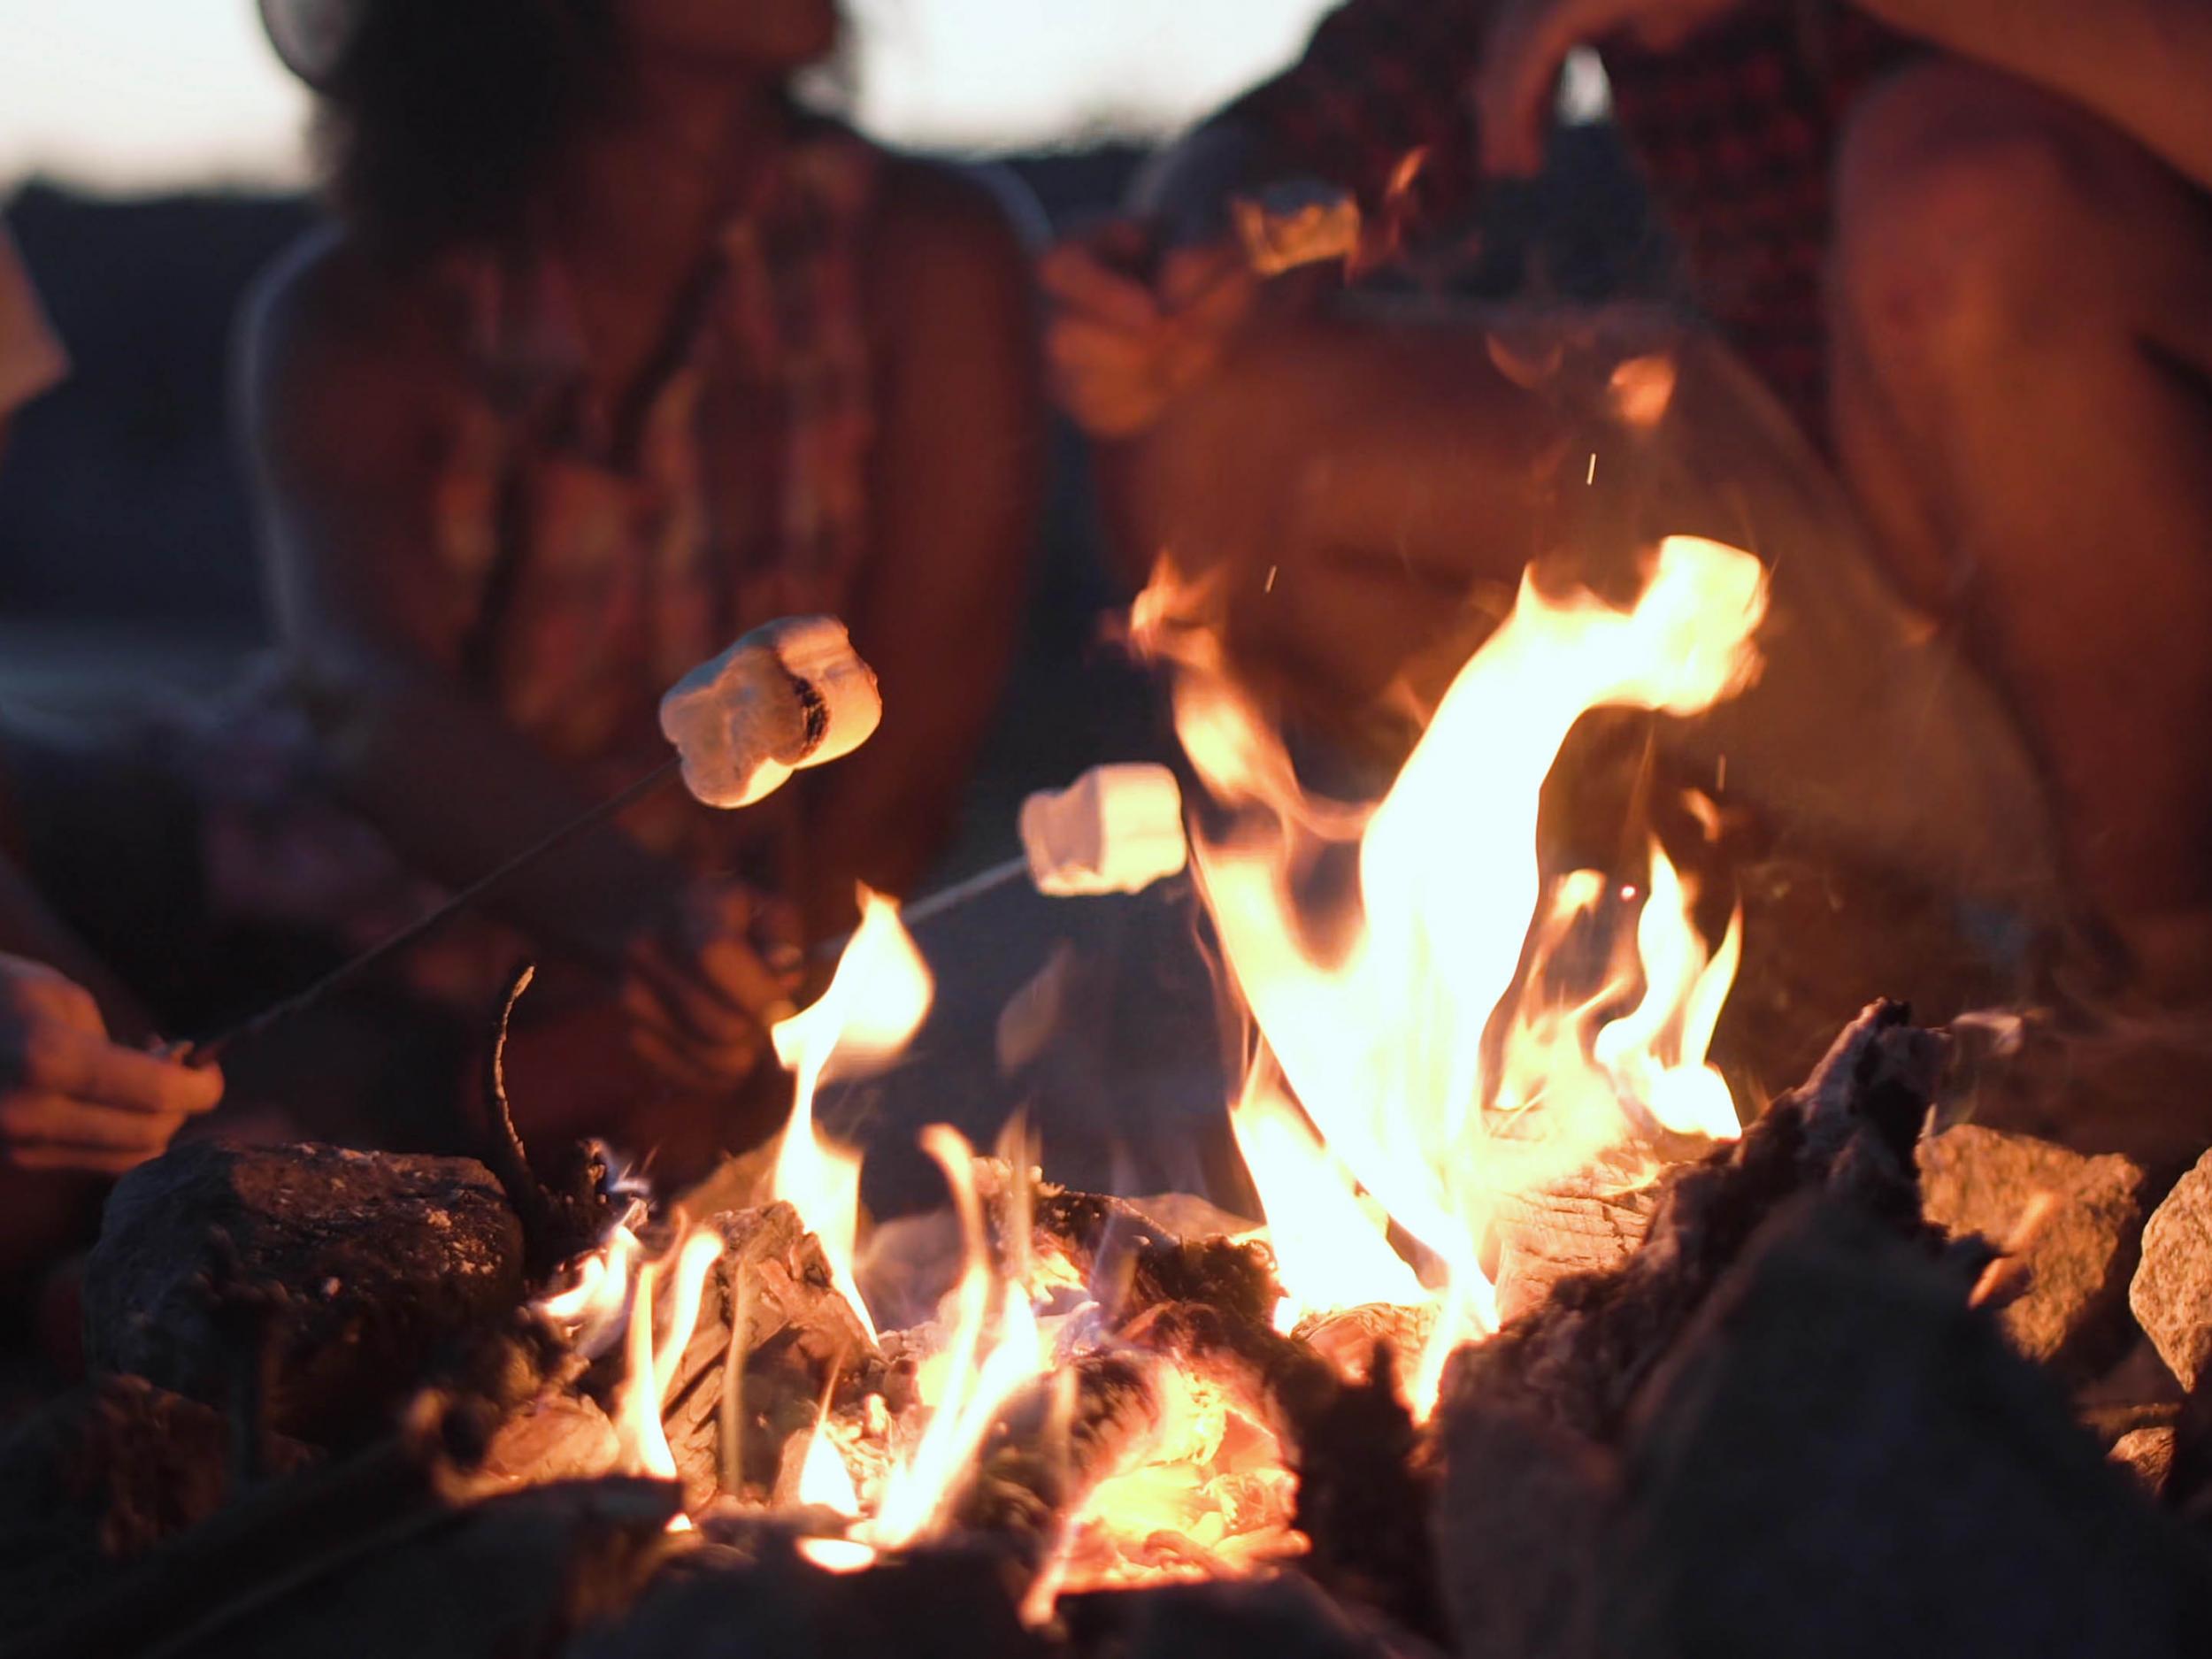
[1607,1198,2212,1659]
[2132,1149,2212,1392]
[1432,1398,1612,1659]
[2112,1427,2178,1497]
[83,1141,526,1448]
[0,1375,313,1632]
[1918,1124,2147,1379]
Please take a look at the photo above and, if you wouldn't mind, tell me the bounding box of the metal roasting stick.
[807,855,1030,964]
[186,756,684,1066]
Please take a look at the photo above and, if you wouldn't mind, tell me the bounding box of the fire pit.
[10,541,2212,1659]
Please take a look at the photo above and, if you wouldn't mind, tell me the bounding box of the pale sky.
[0,0,1341,194]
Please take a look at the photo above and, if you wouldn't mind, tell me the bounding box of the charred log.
[953,1351,1165,1544]
[83,1141,527,1448]
[1289,1350,1443,1642]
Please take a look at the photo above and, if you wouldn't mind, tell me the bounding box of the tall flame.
[771,887,935,1337]
[863,1125,1048,1550]
[1142,535,1769,1410]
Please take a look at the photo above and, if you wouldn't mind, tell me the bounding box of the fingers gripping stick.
[191,618,879,1064]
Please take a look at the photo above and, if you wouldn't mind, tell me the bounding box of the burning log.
[641,1202,882,1505]
[952,1351,1165,1544]
[81,1141,527,1448]
[1486,1144,1666,1326]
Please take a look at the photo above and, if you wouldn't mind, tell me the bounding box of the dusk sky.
[0,0,1341,193]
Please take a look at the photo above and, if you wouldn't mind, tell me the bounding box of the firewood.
[82,1141,526,1449]
[644,1203,879,1506]
[953,1351,1164,1545]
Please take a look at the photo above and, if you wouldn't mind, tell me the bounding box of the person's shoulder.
[242,224,466,411]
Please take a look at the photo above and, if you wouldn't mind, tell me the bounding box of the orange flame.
[1140,535,1769,1412]
[771,887,934,1339]
[863,1125,1048,1550]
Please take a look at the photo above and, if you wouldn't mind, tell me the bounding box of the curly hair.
[313,0,626,255]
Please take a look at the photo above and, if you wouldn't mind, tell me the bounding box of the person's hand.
[620,878,802,1091]
[0,955,221,1174]
[1041,221,1260,439]
[1478,0,1749,177]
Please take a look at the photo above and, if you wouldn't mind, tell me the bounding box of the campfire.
[12,540,2212,1659]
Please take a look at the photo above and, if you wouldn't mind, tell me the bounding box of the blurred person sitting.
[0,219,220,1291]
[1045,0,2212,1010]
[213,0,1041,1156]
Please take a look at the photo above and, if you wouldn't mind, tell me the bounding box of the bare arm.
[238,234,687,968]
[1854,0,2212,192]
[805,163,1045,931]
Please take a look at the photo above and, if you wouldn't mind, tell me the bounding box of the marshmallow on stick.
[1019,762,1188,896]
[659,617,882,809]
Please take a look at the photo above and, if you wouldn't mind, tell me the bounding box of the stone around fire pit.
[2132,1148,2212,1393]
[1918,1123,2147,1380]
[82,1141,526,1448]
[1606,1197,2212,1659]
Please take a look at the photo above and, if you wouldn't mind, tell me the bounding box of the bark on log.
[952,1351,1164,1544]
[82,1141,526,1448]
[644,1202,879,1508]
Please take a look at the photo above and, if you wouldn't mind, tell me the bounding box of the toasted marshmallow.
[659,617,882,809]
[1018,764,1188,897]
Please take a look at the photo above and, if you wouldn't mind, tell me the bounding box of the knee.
[1832,63,2111,371]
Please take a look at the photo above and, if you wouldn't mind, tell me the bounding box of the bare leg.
[1832,59,2212,981]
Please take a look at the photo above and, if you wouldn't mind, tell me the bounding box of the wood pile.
[11,1002,2212,1658]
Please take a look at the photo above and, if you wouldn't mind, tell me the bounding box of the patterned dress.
[200,122,885,1003]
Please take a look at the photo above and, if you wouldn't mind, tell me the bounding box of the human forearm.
[1859,0,2212,189]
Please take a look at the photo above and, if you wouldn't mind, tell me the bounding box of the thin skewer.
[188,757,684,1066]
